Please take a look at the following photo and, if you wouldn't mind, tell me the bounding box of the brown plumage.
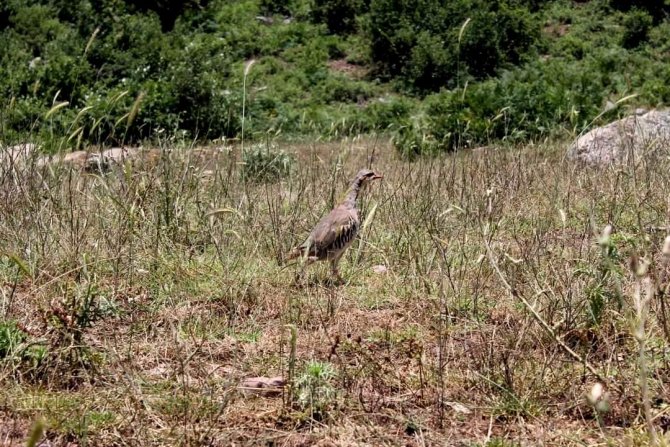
[288,168,383,281]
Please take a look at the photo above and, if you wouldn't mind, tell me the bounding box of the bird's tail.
[278,246,307,270]
[287,237,313,261]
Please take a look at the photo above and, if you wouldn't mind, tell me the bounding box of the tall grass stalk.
[631,257,657,445]
[241,59,256,152]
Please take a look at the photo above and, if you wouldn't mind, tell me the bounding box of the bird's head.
[355,168,384,186]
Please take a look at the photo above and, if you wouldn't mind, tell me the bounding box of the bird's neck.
[343,179,363,207]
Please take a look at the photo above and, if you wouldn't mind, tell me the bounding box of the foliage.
[295,361,337,418]
[312,0,367,34]
[394,0,670,155]
[241,142,294,182]
[0,320,25,359]
[609,0,670,22]
[621,8,653,49]
[0,0,398,145]
[366,0,541,92]
[0,0,669,155]
[395,55,612,153]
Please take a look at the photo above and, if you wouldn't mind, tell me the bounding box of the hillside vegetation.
[2,2,670,446]
[1,0,669,153]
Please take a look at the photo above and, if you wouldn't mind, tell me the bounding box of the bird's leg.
[295,256,318,286]
[330,259,343,285]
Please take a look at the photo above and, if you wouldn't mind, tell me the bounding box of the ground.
[0,137,669,446]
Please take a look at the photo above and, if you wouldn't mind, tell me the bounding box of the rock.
[102,147,139,163]
[567,109,670,165]
[1,143,39,169]
[82,147,144,173]
[443,401,472,414]
[239,376,285,396]
[83,153,110,173]
[5,145,189,174]
[63,151,91,166]
[372,265,388,274]
[40,150,91,168]
[83,147,141,173]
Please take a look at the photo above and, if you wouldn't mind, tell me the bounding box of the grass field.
[1,137,669,446]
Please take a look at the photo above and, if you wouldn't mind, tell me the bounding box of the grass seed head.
[662,235,670,256]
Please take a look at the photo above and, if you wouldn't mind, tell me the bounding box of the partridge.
[288,168,383,281]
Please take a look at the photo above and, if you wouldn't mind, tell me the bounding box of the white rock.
[372,264,388,274]
[567,109,670,165]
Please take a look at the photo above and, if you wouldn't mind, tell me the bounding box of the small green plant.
[240,143,294,183]
[485,439,522,447]
[32,279,110,387]
[295,360,337,419]
[0,320,48,381]
[0,320,25,359]
[573,225,626,329]
[25,418,46,447]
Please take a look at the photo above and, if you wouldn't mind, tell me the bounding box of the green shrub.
[621,9,653,49]
[240,143,294,182]
[366,0,542,92]
[259,0,292,15]
[1,0,669,149]
[316,76,372,104]
[312,0,367,34]
[610,0,670,22]
[363,96,413,130]
[399,56,614,154]
[392,119,438,159]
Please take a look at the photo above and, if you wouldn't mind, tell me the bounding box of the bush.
[316,76,372,104]
[621,9,653,49]
[366,0,541,92]
[609,0,670,22]
[240,143,294,182]
[312,0,367,34]
[392,118,438,159]
[396,56,614,154]
[363,96,413,130]
[1,0,669,149]
[259,0,292,15]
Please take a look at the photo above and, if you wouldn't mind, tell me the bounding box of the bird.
[287,168,384,283]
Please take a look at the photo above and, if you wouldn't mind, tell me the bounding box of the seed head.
[587,382,604,405]
[598,225,612,247]
[629,255,649,278]
[662,235,670,257]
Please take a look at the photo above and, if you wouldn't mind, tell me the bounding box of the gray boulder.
[1,143,39,169]
[567,109,670,165]
[34,147,145,173]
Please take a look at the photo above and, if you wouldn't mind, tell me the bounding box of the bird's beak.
[372,173,384,180]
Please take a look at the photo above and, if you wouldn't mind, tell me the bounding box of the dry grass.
[1,136,670,446]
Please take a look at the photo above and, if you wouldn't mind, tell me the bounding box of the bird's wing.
[301,206,359,256]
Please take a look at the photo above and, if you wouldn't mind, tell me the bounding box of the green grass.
[1,136,670,445]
